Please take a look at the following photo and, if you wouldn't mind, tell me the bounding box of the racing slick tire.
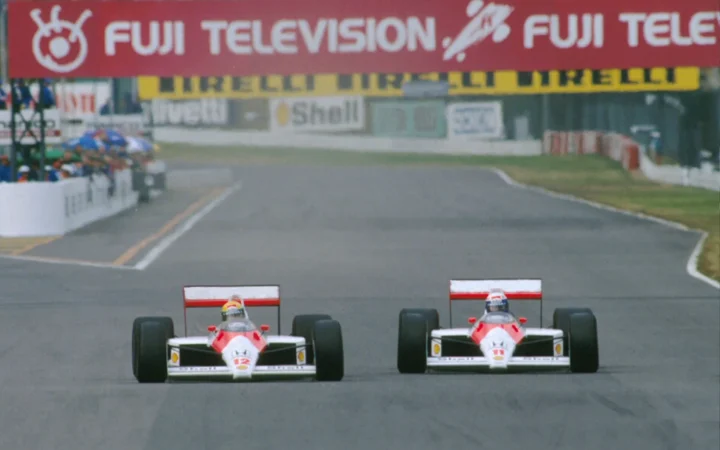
[132,316,174,378]
[568,312,599,373]
[397,308,439,369]
[397,313,429,374]
[552,308,593,357]
[312,319,344,381]
[398,308,440,332]
[292,314,332,365]
[135,320,171,382]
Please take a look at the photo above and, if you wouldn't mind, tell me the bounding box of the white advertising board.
[0,109,63,145]
[270,96,365,132]
[56,82,111,121]
[85,114,150,137]
[0,169,138,237]
[29,81,111,122]
[446,102,504,140]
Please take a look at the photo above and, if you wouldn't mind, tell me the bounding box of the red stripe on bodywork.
[211,330,268,353]
[450,292,542,300]
[185,298,280,308]
[471,322,525,345]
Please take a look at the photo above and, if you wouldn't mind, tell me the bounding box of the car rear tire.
[291,314,332,365]
[312,319,344,381]
[552,308,592,356]
[135,320,171,382]
[397,313,429,374]
[569,312,599,373]
[132,316,174,378]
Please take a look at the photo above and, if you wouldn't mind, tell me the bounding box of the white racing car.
[132,285,344,382]
[397,279,599,373]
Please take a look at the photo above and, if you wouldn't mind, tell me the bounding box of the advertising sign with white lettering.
[7,0,719,78]
[148,99,229,127]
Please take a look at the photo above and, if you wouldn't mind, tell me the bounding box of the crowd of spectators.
[1,79,154,184]
[0,139,153,183]
[0,144,134,183]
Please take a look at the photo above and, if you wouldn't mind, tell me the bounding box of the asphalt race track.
[0,163,717,450]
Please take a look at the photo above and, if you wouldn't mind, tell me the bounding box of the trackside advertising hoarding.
[0,109,63,145]
[138,68,700,100]
[7,0,720,78]
[269,97,365,132]
[371,101,446,138]
[446,102,504,140]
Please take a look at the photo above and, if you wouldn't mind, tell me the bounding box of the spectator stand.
[0,79,165,237]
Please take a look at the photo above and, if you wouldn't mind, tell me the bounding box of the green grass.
[159,143,720,283]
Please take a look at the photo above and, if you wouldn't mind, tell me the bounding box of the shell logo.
[432,343,441,355]
[555,343,562,355]
[297,350,305,363]
[275,102,290,127]
[171,351,179,363]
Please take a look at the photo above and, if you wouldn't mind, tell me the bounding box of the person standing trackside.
[12,80,32,109]
[0,81,7,110]
[0,156,10,182]
[37,79,56,109]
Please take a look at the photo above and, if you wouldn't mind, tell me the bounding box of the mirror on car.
[261,324,270,332]
[468,317,477,324]
[207,325,216,332]
[519,317,528,324]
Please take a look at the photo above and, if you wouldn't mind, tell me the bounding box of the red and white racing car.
[397,279,599,373]
[132,285,344,382]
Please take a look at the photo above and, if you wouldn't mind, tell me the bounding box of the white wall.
[154,128,542,156]
[0,169,139,237]
[639,151,720,191]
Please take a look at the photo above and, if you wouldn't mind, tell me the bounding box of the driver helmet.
[221,296,246,321]
[485,289,509,313]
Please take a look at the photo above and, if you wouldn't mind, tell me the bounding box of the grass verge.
[159,143,720,283]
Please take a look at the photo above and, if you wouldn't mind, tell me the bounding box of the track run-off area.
[0,161,717,450]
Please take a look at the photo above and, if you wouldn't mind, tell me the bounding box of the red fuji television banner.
[7,0,720,78]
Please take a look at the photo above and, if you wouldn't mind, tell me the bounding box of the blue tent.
[126,136,154,153]
[84,128,127,147]
[62,135,102,151]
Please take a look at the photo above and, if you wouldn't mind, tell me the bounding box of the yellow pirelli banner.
[137,67,700,100]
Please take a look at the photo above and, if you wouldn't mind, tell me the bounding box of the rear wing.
[182,285,281,336]
[449,279,543,327]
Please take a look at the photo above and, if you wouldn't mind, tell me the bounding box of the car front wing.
[427,356,570,372]
[167,364,316,380]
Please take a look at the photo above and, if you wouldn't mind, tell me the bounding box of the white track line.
[0,253,139,270]
[491,168,719,290]
[134,182,242,271]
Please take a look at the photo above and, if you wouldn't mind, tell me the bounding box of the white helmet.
[485,289,509,313]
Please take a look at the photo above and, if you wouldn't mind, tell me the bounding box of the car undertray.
[174,342,299,366]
